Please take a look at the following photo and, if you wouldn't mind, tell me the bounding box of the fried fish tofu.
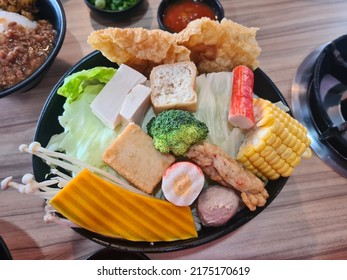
[175,18,261,73]
[87,27,190,77]
[102,123,175,195]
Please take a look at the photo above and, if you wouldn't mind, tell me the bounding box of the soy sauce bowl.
[157,0,224,33]
[84,0,143,18]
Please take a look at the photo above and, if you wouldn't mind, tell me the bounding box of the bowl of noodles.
[0,0,66,98]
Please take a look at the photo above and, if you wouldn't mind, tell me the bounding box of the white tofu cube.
[120,84,151,125]
[90,64,146,129]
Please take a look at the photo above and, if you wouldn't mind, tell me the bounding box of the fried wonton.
[87,27,190,77]
[175,18,261,73]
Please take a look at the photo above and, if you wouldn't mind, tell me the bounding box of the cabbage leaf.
[194,72,246,158]
[47,67,121,173]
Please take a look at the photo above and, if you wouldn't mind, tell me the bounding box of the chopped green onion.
[88,0,138,11]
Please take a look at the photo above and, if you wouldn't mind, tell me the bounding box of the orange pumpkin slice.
[49,168,198,242]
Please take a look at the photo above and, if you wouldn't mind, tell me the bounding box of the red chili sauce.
[162,0,217,33]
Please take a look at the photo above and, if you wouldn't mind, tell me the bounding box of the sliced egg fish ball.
[162,161,205,207]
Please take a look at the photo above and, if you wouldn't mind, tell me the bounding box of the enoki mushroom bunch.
[0,141,149,225]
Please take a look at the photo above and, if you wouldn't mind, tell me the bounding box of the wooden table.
[1,0,347,260]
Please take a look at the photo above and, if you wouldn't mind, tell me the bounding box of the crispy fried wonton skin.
[87,27,190,77]
[87,18,261,75]
[175,18,261,73]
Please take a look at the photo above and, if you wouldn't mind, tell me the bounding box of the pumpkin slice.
[49,168,198,242]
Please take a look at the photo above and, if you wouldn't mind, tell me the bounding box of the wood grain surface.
[1,0,347,260]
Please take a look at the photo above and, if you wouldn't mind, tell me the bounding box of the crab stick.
[228,65,255,129]
[162,161,205,207]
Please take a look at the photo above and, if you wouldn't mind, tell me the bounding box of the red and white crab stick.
[228,65,255,129]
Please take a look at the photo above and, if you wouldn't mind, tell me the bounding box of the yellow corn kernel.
[265,151,278,163]
[269,119,284,135]
[254,98,271,113]
[292,141,302,153]
[279,147,293,160]
[272,158,286,170]
[254,171,266,181]
[242,161,253,168]
[252,137,267,153]
[277,162,290,174]
[278,115,287,125]
[288,124,299,137]
[276,144,287,155]
[268,173,281,180]
[302,147,312,159]
[278,127,289,140]
[305,137,311,146]
[257,161,268,170]
[271,137,282,149]
[268,118,280,131]
[264,169,278,178]
[266,133,277,145]
[252,156,266,168]
[249,152,261,162]
[281,133,293,146]
[268,154,281,166]
[293,118,308,133]
[247,165,258,173]
[257,108,275,126]
[279,166,294,177]
[296,129,304,141]
[287,135,297,148]
[242,144,255,157]
[260,146,274,158]
[289,156,301,167]
[285,152,298,165]
[296,142,307,156]
[259,164,272,174]
[256,126,272,140]
[237,155,248,163]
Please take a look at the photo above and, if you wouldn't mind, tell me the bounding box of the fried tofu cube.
[102,123,175,194]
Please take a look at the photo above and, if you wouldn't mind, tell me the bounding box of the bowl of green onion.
[84,0,143,17]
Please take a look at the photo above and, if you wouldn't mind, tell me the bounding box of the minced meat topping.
[0,20,55,90]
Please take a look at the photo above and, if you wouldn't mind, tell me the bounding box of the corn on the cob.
[237,98,311,180]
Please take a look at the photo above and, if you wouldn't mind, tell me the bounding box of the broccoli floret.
[146,109,209,156]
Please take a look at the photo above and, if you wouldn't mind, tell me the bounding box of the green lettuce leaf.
[57,66,116,103]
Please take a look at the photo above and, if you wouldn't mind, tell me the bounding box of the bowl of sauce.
[158,0,224,33]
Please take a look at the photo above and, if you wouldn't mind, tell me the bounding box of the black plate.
[33,51,289,253]
[0,237,12,260]
[87,248,149,260]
